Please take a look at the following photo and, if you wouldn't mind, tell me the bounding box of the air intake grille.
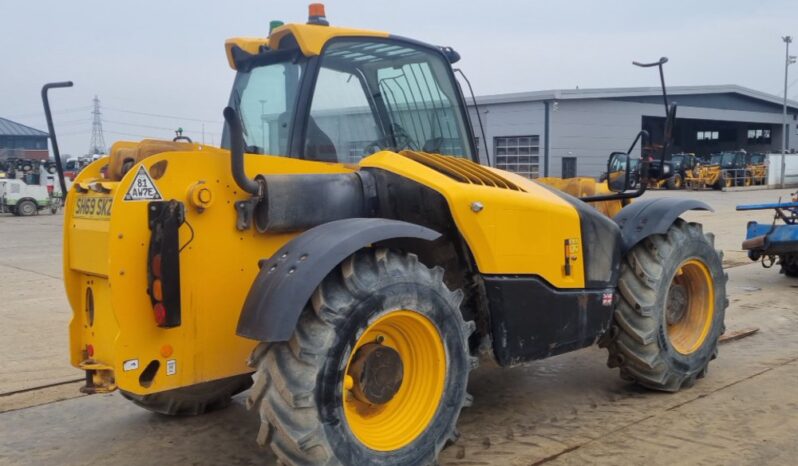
[399,151,525,192]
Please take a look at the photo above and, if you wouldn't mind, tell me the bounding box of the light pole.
[781,36,796,188]
[260,100,268,152]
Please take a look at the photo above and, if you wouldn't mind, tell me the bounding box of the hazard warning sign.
[124,166,163,201]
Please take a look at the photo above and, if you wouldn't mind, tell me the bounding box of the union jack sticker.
[602,292,614,307]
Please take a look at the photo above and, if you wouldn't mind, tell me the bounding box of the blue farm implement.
[737,197,798,277]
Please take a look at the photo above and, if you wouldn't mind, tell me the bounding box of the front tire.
[721,172,734,189]
[606,220,727,391]
[247,249,475,466]
[120,374,253,416]
[666,174,683,190]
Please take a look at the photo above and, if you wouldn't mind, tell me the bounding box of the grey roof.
[0,117,49,137]
[474,84,798,111]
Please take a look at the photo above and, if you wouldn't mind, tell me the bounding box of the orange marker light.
[160,344,174,358]
[152,279,163,302]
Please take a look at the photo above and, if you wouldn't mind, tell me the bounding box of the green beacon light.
[269,20,284,35]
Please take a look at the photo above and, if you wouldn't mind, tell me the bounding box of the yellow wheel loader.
[746,153,768,186]
[685,151,747,190]
[44,6,727,465]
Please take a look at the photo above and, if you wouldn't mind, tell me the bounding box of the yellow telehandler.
[43,5,727,465]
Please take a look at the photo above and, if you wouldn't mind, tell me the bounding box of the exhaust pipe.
[223,107,260,196]
[41,82,74,198]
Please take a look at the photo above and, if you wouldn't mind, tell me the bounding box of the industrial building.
[468,85,798,178]
[0,117,49,162]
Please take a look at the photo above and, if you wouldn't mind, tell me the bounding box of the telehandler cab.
[45,5,727,465]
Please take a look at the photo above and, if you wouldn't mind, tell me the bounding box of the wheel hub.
[666,283,688,325]
[348,342,404,405]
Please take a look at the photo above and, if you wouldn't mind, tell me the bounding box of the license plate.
[74,196,113,219]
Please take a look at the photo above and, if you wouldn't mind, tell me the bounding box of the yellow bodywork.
[685,164,722,190]
[362,154,585,284]
[66,145,351,395]
[66,145,588,395]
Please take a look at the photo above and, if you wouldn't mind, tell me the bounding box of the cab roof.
[225,23,389,70]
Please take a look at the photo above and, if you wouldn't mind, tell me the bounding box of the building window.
[747,128,771,144]
[494,135,540,178]
[696,131,719,141]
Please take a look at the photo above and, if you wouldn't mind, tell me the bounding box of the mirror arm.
[626,130,648,155]
[581,129,649,202]
[580,185,646,203]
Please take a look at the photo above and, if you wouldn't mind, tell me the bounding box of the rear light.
[148,201,185,328]
[151,254,162,278]
[86,344,94,358]
[153,303,167,326]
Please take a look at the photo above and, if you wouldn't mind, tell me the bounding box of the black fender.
[614,198,713,252]
[236,218,441,342]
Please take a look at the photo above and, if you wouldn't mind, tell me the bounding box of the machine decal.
[124,166,162,201]
[166,359,176,376]
[122,359,139,371]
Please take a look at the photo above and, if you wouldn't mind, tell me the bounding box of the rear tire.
[16,199,37,216]
[606,219,728,391]
[247,249,475,466]
[120,374,253,416]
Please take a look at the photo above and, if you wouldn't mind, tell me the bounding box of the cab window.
[304,39,473,163]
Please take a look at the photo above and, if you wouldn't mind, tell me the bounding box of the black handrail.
[455,69,490,166]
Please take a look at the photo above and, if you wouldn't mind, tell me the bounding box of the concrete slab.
[0,262,796,465]
[1,188,797,465]
[0,214,73,394]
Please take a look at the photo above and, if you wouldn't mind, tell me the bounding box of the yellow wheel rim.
[343,310,446,451]
[666,259,715,355]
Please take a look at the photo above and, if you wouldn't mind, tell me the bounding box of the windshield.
[226,50,304,155]
[225,38,473,162]
[305,39,473,162]
[719,153,736,167]
[749,154,765,164]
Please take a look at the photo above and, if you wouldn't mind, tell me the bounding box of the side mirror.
[606,151,630,192]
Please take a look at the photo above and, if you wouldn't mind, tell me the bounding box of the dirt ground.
[1,188,797,465]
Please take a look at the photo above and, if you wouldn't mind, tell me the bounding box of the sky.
[1,0,797,157]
